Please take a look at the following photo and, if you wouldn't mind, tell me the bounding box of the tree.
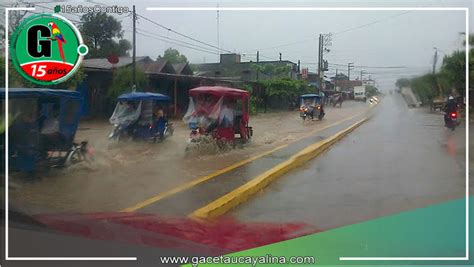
[395,78,410,89]
[250,64,291,77]
[365,85,379,97]
[410,73,438,103]
[107,66,148,100]
[80,12,131,58]
[439,50,465,96]
[332,73,348,81]
[158,48,188,64]
[6,2,34,35]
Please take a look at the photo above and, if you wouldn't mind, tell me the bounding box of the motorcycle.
[444,111,458,131]
[299,94,325,121]
[108,121,174,142]
[109,92,174,142]
[300,105,314,121]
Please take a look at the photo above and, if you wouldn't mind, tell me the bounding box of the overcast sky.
[3,0,473,90]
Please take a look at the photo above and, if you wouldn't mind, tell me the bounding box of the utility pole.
[132,5,136,90]
[432,47,438,74]
[317,34,322,93]
[216,3,220,56]
[347,62,354,81]
[256,51,260,81]
[317,33,332,93]
[335,69,338,91]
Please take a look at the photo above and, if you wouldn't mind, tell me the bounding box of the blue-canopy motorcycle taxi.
[1,88,89,172]
[299,93,325,121]
[109,92,174,142]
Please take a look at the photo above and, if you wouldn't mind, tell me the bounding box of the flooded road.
[231,93,469,230]
[10,101,370,214]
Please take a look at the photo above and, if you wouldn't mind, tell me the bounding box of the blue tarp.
[300,93,322,98]
[117,92,170,101]
[76,82,90,117]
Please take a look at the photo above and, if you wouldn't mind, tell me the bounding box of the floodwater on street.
[9,101,370,214]
[231,93,469,230]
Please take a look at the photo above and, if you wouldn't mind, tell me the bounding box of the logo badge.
[11,13,88,85]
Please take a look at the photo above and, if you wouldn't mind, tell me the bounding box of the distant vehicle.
[332,93,343,107]
[353,86,367,102]
[369,96,380,104]
[299,93,325,121]
[431,96,445,112]
[109,92,174,142]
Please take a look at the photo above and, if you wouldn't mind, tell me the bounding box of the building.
[193,53,299,81]
[363,79,375,87]
[172,63,194,75]
[80,56,258,117]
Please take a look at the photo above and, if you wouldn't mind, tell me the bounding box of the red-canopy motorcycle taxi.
[183,86,253,149]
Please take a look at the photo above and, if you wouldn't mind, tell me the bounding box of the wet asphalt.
[230,93,469,230]
[138,107,371,216]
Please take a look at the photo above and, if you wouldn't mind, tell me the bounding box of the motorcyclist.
[153,106,167,139]
[444,96,458,126]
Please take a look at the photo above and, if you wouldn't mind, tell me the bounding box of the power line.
[259,54,280,61]
[136,13,233,54]
[241,37,315,53]
[243,11,412,52]
[136,30,220,55]
[304,62,423,69]
[18,2,83,24]
[135,27,222,53]
[333,11,412,36]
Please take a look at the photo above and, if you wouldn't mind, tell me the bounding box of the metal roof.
[83,56,151,70]
[137,58,176,74]
[172,63,193,75]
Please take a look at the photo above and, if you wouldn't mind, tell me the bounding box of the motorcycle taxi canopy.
[110,91,170,125]
[300,93,323,106]
[183,86,250,129]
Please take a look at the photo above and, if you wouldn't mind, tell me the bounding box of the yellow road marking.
[190,118,369,220]
[120,108,369,212]
[121,144,287,212]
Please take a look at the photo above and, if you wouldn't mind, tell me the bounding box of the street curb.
[190,117,369,220]
[120,104,373,212]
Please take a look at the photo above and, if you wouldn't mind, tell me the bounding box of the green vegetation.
[250,64,291,77]
[158,48,189,64]
[107,66,149,100]
[259,78,313,98]
[365,85,379,97]
[80,12,131,58]
[395,78,410,89]
[396,34,472,104]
